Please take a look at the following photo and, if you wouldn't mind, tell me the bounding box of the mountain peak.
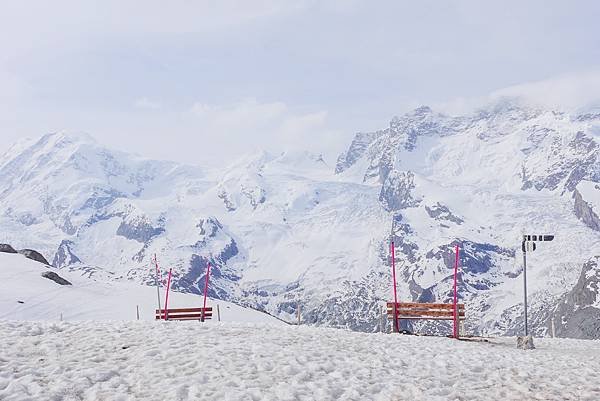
[38,132,97,148]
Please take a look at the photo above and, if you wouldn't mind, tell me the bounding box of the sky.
[1,0,599,167]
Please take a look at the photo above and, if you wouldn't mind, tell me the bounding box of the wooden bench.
[155,307,212,321]
[387,302,465,321]
[387,302,465,335]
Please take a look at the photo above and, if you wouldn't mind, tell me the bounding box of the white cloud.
[183,99,342,164]
[133,97,161,110]
[431,70,600,115]
[490,71,600,111]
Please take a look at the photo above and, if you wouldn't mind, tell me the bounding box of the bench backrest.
[386,302,465,320]
[155,307,213,321]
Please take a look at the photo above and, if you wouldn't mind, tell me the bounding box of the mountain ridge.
[1,98,599,336]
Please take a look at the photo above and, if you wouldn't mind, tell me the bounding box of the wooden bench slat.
[387,310,465,316]
[387,307,465,313]
[386,302,464,309]
[155,313,213,320]
[389,316,467,321]
[155,307,212,314]
[387,310,465,318]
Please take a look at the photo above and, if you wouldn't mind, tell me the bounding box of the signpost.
[521,234,554,336]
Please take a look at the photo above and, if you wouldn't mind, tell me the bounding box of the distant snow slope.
[0,97,599,337]
[0,252,282,324]
[1,320,600,401]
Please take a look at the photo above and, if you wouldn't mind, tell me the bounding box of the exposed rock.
[18,249,50,265]
[82,188,124,209]
[335,131,384,174]
[379,170,418,211]
[0,244,18,254]
[548,257,600,339]
[41,271,72,285]
[52,240,82,267]
[198,217,223,238]
[241,185,266,209]
[573,187,600,232]
[18,213,39,226]
[116,216,164,243]
[425,240,513,276]
[425,203,464,225]
[217,189,236,211]
[60,215,77,235]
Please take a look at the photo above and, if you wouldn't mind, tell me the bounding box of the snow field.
[0,252,282,324]
[1,321,600,401]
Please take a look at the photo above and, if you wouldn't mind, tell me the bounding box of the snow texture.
[1,321,600,401]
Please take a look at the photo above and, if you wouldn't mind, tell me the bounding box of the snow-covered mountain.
[1,97,599,337]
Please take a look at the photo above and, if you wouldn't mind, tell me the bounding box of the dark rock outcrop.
[0,244,18,254]
[41,271,72,285]
[18,249,50,265]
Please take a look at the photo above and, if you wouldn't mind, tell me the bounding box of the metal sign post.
[521,234,554,337]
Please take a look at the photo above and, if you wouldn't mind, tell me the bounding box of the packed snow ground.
[1,321,599,401]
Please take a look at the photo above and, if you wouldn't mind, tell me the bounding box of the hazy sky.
[1,1,599,166]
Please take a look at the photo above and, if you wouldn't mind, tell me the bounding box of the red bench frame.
[155,307,212,321]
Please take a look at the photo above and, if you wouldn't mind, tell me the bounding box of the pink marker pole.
[201,262,211,322]
[164,268,172,321]
[453,244,459,339]
[391,241,399,334]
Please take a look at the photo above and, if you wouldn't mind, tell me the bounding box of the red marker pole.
[453,244,459,339]
[201,262,211,322]
[164,268,172,320]
[391,241,399,333]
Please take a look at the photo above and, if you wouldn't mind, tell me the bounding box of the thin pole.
[391,241,399,333]
[217,304,221,322]
[154,254,162,319]
[523,243,528,336]
[164,268,172,320]
[201,262,211,322]
[136,305,140,320]
[297,304,301,325]
[453,244,459,339]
